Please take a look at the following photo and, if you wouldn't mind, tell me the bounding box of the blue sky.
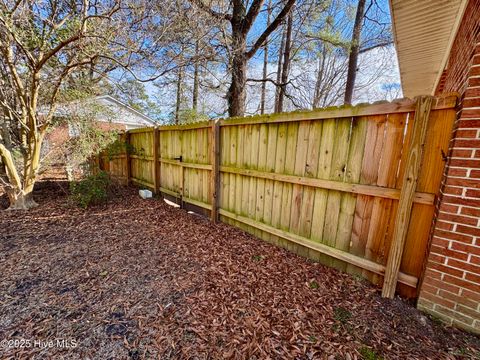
[135,0,401,119]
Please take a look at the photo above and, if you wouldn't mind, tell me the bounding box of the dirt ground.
[0,181,479,359]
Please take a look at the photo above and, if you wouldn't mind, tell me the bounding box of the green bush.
[70,171,111,208]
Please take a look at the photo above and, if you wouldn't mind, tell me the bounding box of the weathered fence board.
[97,95,457,298]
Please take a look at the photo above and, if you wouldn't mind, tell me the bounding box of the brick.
[467,78,480,88]
[423,268,443,280]
[447,168,468,177]
[457,304,480,320]
[471,254,480,266]
[435,220,454,231]
[475,320,480,330]
[444,274,480,293]
[421,282,439,296]
[452,320,478,333]
[417,297,435,311]
[433,228,474,243]
[461,206,480,217]
[461,288,480,302]
[450,242,480,256]
[466,188,480,198]
[445,177,480,189]
[457,120,480,130]
[463,96,480,107]
[435,305,475,325]
[425,307,454,325]
[429,262,464,278]
[465,87,480,98]
[449,159,480,168]
[430,244,448,255]
[421,291,456,309]
[432,244,470,261]
[471,170,480,179]
[473,54,480,66]
[429,252,447,264]
[439,203,459,213]
[431,236,450,248]
[439,212,478,226]
[455,129,478,139]
[439,290,477,309]
[457,224,480,237]
[468,66,480,77]
[459,111,480,120]
[451,149,474,158]
[442,195,480,207]
[466,272,480,284]
[448,258,480,274]
[425,276,461,295]
[443,186,463,196]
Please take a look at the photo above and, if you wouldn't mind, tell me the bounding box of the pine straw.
[0,183,479,359]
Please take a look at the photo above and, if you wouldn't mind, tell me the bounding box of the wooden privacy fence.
[98,95,457,298]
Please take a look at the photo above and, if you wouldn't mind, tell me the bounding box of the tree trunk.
[228,53,247,117]
[228,23,247,117]
[260,0,272,115]
[313,45,326,108]
[1,136,42,210]
[175,67,183,124]
[276,12,293,113]
[260,44,269,115]
[192,41,200,112]
[344,0,367,105]
[274,25,286,113]
[5,188,38,210]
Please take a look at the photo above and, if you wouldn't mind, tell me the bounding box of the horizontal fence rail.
[97,95,457,298]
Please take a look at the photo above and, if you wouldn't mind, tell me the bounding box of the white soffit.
[390,0,468,97]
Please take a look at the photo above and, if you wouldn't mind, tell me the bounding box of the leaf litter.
[0,181,479,359]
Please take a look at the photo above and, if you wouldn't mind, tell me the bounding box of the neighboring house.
[43,95,156,157]
[391,0,480,333]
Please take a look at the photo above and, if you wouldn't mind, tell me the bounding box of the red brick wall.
[44,121,126,164]
[418,0,480,333]
[46,121,126,146]
[435,0,480,95]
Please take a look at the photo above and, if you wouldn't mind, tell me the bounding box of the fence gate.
[156,124,212,215]
[99,95,457,298]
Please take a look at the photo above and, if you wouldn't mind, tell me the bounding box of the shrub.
[70,171,111,208]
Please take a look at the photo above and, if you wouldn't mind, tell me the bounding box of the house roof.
[46,95,157,127]
[93,95,157,126]
[389,0,468,97]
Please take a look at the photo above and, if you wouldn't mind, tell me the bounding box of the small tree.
[59,103,120,180]
[0,0,180,209]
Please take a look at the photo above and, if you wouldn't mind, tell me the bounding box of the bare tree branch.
[188,0,232,21]
[246,0,296,59]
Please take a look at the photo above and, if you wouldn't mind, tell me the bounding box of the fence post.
[153,127,160,194]
[210,120,220,223]
[382,95,434,298]
[125,131,131,186]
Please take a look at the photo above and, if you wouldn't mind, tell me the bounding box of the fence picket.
[98,97,456,298]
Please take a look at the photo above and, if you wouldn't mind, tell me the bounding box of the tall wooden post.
[153,127,160,194]
[211,120,220,223]
[382,96,434,298]
[125,131,131,186]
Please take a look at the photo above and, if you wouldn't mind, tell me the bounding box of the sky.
[144,0,402,121]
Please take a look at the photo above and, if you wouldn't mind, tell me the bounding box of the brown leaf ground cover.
[0,181,479,359]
